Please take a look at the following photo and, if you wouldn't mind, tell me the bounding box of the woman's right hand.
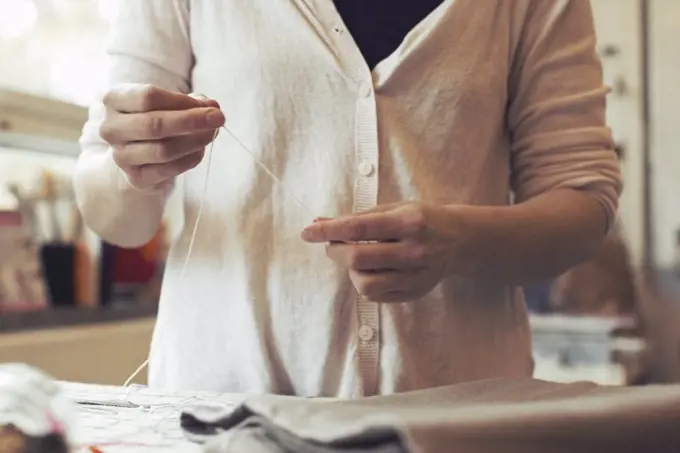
[100,83,226,190]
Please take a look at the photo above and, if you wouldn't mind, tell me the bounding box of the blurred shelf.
[0,303,157,335]
[0,131,80,158]
[529,314,637,334]
[0,88,86,142]
[530,314,644,385]
[655,269,680,300]
[533,358,625,386]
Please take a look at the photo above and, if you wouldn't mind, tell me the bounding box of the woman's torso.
[150,0,533,396]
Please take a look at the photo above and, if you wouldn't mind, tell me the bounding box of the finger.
[189,93,221,109]
[325,242,427,271]
[312,217,350,244]
[310,205,401,242]
[350,269,423,301]
[353,203,404,216]
[113,130,216,166]
[125,151,204,189]
[302,209,423,243]
[373,288,428,303]
[101,107,225,143]
[104,84,209,113]
[310,204,402,225]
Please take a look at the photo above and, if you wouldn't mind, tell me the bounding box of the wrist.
[442,190,608,285]
[441,203,518,279]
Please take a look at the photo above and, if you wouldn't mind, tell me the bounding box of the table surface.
[62,382,243,453]
[61,358,625,452]
[60,316,632,451]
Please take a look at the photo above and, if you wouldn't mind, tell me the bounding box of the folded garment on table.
[180,377,680,453]
[0,364,75,453]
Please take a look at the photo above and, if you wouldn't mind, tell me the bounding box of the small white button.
[357,161,374,177]
[358,325,374,342]
[358,81,373,98]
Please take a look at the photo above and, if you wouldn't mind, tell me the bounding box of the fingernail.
[203,98,221,109]
[301,229,312,241]
[191,93,221,108]
[207,110,225,127]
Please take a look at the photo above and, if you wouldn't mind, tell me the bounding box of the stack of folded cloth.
[180,378,680,453]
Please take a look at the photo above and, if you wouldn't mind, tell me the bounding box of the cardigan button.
[358,81,373,98]
[358,160,375,177]
[358,325,375,342]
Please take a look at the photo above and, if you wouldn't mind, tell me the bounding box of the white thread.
[122,359,149,389]
[221,126,316,218]
[122,128,218,389]
[122,125,316,388]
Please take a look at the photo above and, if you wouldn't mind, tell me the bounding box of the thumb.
[312,204,398,224]
[353,203,400,216]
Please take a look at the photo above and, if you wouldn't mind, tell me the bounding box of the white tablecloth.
[61,382,245,453]
[59,315,632,452]
[60,366,622,453]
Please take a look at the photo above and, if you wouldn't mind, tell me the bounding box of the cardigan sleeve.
[74,0,193,247]
[507,0,623,229]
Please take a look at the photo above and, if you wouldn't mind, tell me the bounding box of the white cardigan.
[74,0,621,397]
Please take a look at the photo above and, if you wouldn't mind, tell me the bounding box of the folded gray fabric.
[196,417,405,453]
[180,378,680,453]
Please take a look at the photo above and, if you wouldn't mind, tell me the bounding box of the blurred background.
[0,0,678,388]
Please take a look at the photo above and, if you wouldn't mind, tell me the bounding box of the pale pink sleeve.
[74,0,192,247]
[507,0,623,229]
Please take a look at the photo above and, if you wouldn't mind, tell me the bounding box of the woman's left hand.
[301,202,467,303]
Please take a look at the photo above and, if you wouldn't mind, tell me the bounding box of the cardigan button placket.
[312,1,382,397]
